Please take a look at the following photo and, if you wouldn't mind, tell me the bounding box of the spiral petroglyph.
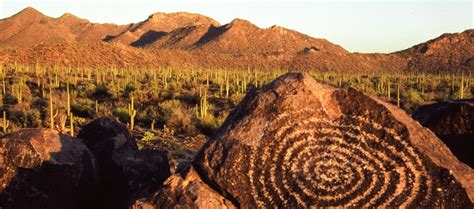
[247,108,431,208]
[194,73,473,208]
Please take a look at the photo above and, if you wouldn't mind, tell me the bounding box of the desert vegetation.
[0,64,471,138]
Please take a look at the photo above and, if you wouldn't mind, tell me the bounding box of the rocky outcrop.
[107,12,220,46]
[194,73,474,208]
[0,7,128,47]
[413,99,474,168]
[191,18,348,55]
[77,117,170,209]
[0,128,98,209]
[397,29,474,72]
[132,166,236,209]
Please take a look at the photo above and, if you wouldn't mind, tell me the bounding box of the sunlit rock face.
[132,166,236,209]
[194,72,473,208]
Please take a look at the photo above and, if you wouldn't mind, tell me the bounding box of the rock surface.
[132,166,236,209]
[413,99,473,168]
[77,117,171,209]
[194,73,474,208]
[0,128,98,209]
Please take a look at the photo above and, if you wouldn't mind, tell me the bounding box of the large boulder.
[194,73,473,208]
[0,128,99,209]
[77,117,171,209]
[132,166,236,209]
[413,99,473,168]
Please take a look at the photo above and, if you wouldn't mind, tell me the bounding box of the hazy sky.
[0,0,472,53]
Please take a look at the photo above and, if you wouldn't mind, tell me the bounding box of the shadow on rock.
[0,128,100,209]
[77,117,171,209]
[413,99,473,168]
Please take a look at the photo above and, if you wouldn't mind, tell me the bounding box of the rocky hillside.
[186,18,348,55]
[0,7,127,47]
[105,12,220,46]
[0,7,472,73]
[396,29,474,72]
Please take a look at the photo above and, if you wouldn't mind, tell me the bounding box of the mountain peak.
[57,13,88,23]
[146,12,219,26]
[13,7,45,18]
[228,18,254,27]
[59,13,78,19]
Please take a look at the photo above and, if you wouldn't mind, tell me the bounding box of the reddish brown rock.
[132,166,236,209]
[413,99,474,168]
[194,73,473,208]
[0,128,99,209]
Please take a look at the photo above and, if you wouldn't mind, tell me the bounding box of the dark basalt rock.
[132,166,236,209]
[0,128,99,209]
[413,99,473,168]
[194,73,474,208]
[77,117,171,209]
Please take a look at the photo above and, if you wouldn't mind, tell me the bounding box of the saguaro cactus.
[70,113,74,137]
[2,111,9,133]
[196,90,209,119]
[387,79,391,99]
[128,95,137,130]
[49,82,58,130]
[459,72,469,99]
[397,78,401,107]
[95,100,99,114]
[225,76,230,98]
[66,81,71,117]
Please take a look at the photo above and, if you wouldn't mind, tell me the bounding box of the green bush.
[158,99,197,135]
[113,107,129,124]
[72,104,95,118]
[9,108,41,128]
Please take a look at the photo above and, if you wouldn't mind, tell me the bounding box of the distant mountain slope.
[105,12,220,46]
[0,7,128,47]
[138,24,213,49]
[0,42,161,67]
[188,19,348,55]
[0,7,471,73]
[395,29,474,72]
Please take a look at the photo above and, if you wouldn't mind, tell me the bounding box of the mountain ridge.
[0,7,472,73]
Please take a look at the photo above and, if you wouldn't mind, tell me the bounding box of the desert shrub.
[434,91,450,102]
[113,107,129,124]
[136,105,158,128]
[403,90,425,113]
[142,131,158,141]
[72,104,95,118]
[229,94,244,106]
[123,83,136,98]
[158,99,197,135]
[3,94,18,105]
[81,83,98,98]
[91,84,112,100]
[9,109,41,128]
[30,98,48,110]
[197,113,225,136]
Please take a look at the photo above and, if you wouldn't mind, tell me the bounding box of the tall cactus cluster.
[196,88,209,120]
[0,63,471,135]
